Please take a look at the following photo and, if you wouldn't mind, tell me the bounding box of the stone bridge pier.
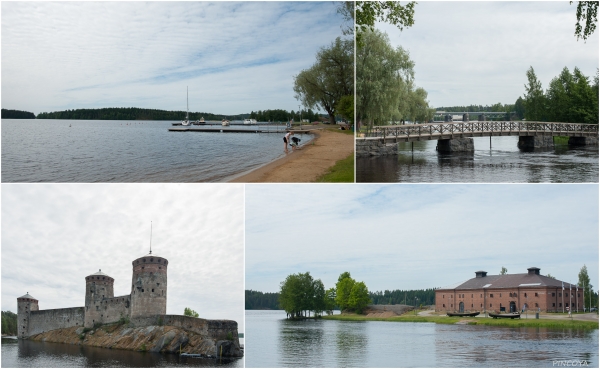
[436,138,474,153]
[517,135,554,149]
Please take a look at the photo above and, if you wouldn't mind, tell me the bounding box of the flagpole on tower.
[149,221,152,255]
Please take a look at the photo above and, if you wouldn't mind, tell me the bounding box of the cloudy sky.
[377,1,599,108]
[2,184,244,332]
[2,2,348,115]
[246,184,599,295]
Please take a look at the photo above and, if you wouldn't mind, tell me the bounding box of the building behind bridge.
[435,267,584,313]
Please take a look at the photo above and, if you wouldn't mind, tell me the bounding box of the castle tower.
[84,269,114,328]
[130,253,168,318]
[17,293,39,339]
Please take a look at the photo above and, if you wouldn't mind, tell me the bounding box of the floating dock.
[168,126,316,134]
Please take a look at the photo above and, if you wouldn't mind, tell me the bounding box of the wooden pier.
[168,126,318,134]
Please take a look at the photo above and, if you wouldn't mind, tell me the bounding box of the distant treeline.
[2,311,17,336]
[245,288,438,310]
[369,288,437,306]
[245,290,280,310]
[34,107,327,122]
[2,109,36,119]
[435,104,515,113]
[249,109,323,123]
[36,107,243,121]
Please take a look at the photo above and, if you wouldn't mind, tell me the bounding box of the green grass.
[554,136,569,145]
[322,313,599,329]
[316,153,354,182]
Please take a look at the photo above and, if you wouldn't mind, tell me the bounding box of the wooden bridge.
[359,121,599,143]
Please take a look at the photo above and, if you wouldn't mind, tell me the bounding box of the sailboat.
[181,87,190,126]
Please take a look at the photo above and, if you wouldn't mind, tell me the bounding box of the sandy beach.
[229,128,354,183]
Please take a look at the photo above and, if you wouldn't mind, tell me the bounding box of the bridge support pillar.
[437,138,474,153]
[356,140,398,157]
[517,135,553,149]
[568,136,599,146]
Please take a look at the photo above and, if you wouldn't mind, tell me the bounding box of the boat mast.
[186,86,189,121]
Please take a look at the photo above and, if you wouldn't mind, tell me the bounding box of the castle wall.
[28,307,84,337]
[131,256,168,318]
[85,295,132,327]
[130,314,238,341]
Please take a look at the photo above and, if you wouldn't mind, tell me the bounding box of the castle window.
[499,293,502,297]
[151,258,153,262]
[142,267,145,269]
[471,294,473,298]
[96,306,99,311]
[103,277,105,280]
[157,283,160,286]
[442,295,444,298]
[443,304,445,308]
[535,293,538,297]
[142,289,144,292]
[152,289,154,292]
[490,294,494,298]
[471,304,473,308]
[535,303,539,307]
[159,267,161,270]
[559,303,562,307]
[553,303,556,307]
[143,258,146,262]
[451,304,453,307]
[480,294,482,298]
[490,303,492,307]
[552,292,556,297]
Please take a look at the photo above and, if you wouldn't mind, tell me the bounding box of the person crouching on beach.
[290,136,302,150]
[284,131,293,152]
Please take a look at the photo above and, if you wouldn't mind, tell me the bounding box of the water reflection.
[357,136,598,183]
[2,337,242,368]
[335,322,368,367]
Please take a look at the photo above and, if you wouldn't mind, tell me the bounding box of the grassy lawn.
[316,152,354,182]
[323,313,599,329]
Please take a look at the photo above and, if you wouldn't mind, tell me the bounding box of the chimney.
[527,267,540,275]
[475,271,487,278]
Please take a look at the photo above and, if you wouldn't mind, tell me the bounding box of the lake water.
[245,310,598,368]
[357,136,599,183]
[1,337,243,367]
[1,120,310,182]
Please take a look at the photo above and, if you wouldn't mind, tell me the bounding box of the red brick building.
[435,267,584,313]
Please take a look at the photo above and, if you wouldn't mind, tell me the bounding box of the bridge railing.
[363,121,599,139]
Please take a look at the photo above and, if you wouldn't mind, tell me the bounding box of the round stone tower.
[84,269,114,328]
[17,293,39,339]
[130,253,168,318]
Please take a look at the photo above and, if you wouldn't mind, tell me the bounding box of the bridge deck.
[359,121,598,143]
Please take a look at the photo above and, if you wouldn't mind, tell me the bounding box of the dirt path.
[229,129,354,183]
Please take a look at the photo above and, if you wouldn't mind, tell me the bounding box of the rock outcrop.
[27,322,242,358]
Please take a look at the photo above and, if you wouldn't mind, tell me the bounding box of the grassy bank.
[316,152,354,182]
[554,136,569,145]
[323,314,599,329]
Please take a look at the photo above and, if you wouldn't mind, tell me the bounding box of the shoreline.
[228,128,354,183]
[224,132,318,183]
[322,312,599,329]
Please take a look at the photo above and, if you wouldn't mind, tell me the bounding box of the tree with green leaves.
[514,96,526,120]
[572,1,598,41]
[336,95,354,124]
[293,38,353,125]
[578,264,594,310]
[184,307,199,318]
[279,272,328,318]
[2,311,18,336]
[324,288,336,315]
[523,66,546,121]
[500,267,508,275]
[335,272,355,311]
[349,281,371,314]
[355,1,416,46]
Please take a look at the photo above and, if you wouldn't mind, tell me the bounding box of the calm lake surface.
[245,310,598,368]
[1,119,309,182]
[357,136,599,183]
[1,337,243,368]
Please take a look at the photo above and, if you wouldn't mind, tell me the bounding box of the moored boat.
[447,311,480,317]
[489,312,521,319]
[222,119,230,126]
[243,119,257,125]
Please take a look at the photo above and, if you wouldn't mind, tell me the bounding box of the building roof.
[439,269,578,291]
[87,269,111,278]
[18,293,37,300]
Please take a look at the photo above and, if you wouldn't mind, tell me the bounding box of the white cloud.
[377,1,599,108]
[245,184,599,295]
[1,183,245,332]
[1,2,347,115]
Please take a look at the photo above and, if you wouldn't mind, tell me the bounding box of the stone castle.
[18,251,169,338]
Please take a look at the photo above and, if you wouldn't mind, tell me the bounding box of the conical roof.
[18,292,37,300]
[87,269,111,278]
